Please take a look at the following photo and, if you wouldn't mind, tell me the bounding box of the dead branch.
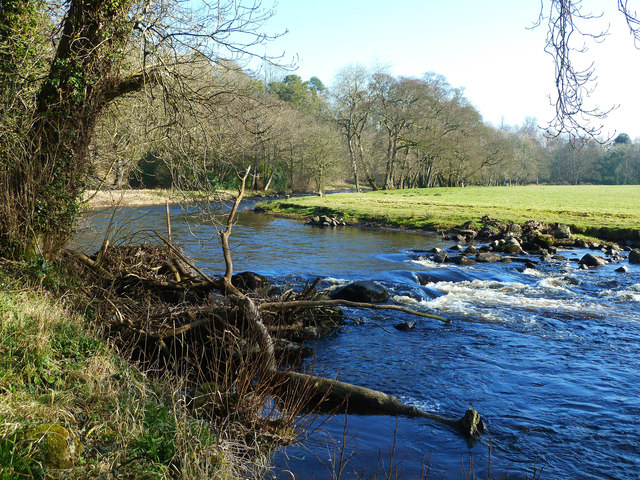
[155,232,215,283]
[66,249,115,281]
[259,299,450,323]
[220,166,251,293]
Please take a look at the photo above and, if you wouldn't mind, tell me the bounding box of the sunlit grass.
[0,272,234,479]
[262,185,640,240]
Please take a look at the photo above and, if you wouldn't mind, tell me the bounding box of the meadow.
[262,185,640,241]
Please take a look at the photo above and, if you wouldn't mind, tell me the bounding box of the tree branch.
[258,299,450,323]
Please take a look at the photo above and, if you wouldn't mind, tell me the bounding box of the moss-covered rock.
[17,423,80,469]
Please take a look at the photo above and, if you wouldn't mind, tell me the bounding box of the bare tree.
[331,64,372,192]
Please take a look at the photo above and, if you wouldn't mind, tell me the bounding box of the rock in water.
[394,321,416,331]
[455,408,486,437]
[579,253,607,267]
[232,271,271,293]
[552,224,572,239]
[629,249,640,264]
[476,252,502,263]
[433,251,448,263]
[330,280,389,303]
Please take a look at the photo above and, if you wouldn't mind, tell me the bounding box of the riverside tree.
[0,0,281,259]
[542,0,640,140]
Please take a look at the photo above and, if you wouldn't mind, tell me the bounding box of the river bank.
[82,188,282,208]
[258,185,640,244]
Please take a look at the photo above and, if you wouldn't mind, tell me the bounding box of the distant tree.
[331,64,373,192]
[269,74,326,114]
[308,76,326,93]
[301,121,343,194]
[614,133,632,145]
[370,74,419,189]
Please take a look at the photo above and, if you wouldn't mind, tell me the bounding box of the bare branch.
[258,299,450,323]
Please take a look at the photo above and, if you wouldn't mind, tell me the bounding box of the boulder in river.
[552,224,572,239]
[616,265,629,273]
[579,253,607,268]
[476,252,503,263]
[433,251,448,263]
[464,245,478,255]
[394,321,417,331]
[629,249,640,264]
[450,255,477,266]
[330,280,390,303]
[499,236,524,254]
[306,215,346,227]
[531,233,555,249]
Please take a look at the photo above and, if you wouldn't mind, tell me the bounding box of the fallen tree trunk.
[273,370,486,438]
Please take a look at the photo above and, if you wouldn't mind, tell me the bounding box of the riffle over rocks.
[423,216,636,269]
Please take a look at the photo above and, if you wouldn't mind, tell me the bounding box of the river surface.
[75,202,640,479]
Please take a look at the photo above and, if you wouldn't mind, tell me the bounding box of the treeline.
[90,62,640,194]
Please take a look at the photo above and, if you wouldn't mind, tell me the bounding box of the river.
[75,202,640,479]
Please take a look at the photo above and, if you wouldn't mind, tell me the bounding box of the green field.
[261,185,640,241]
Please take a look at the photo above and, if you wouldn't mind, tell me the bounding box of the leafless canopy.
[540,0,640,142]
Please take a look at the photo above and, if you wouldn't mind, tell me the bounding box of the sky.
[254,0,640,139]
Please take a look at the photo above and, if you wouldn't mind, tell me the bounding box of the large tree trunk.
[1,0,139,258]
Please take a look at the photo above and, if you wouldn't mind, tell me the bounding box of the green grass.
[261,185,640,241]
[0,264,234,479]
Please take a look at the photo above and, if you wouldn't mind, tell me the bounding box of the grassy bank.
[261,185,640,242]
[0,263,257,479]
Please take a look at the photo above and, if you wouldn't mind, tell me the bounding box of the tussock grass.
[262,185,640,241]
[0,268,261,479]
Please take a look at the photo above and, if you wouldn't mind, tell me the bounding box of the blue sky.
[255,0,640,139]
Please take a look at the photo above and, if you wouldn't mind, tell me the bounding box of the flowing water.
[75,202,640,479]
